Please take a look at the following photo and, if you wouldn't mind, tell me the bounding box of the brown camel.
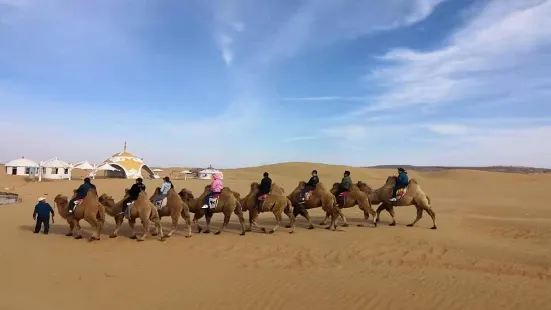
[53,188,105,241]
[98,190,165,241]
[329,183,377,227]
[356,178,437,229]
[287,182,340,230]
[240,182,295,234]
[178,185,246,235]
[149,187,192,238]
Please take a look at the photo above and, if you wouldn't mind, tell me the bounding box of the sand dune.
[1,163,550,310]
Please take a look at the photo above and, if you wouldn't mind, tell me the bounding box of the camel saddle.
[337,191,349,205]
[153,197,168,210]
[394,187,408,201]
[71,199,84,212]
[256,194,267,212]
[304,190,313,201]
[207,193,220,210]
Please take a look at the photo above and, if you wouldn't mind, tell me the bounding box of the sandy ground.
[1,162,551,310]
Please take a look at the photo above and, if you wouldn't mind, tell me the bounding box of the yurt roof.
[199,168,221,173]
[41,157,71,168]
[103,142,147,172]
[5,157,39,168]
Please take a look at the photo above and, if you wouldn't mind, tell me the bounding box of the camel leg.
[299,208,314,229]
[203,212,213,234]
[407,205,423,227]
[375,204,384,223]
[128,218,137,239]
[214,213,231,235]
[83,213,100,242]
[154,217,165,241]
[319,211,330,225]
[269,212,282,233]
[66,220,75,237]
[325,208,338,231]
[250,211,267,233]
[233,206,246,236]
[150,214,160,236]
[337,208,348,227]
[246,210,257,232]
[194,212,205,233]
[110,216,124,238]
[163,214,178,238]
[137,214,150,242]
[283,208,295,233]
[73,221,82,239]
[181,210,193,238]
[424,206,437,229]
[387,205,396,226]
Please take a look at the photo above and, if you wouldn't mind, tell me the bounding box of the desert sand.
[1,162,550,310]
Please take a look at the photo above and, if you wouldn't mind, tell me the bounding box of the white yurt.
[4,157,39,176]
[39,157,72,180]
[198,165,223,180]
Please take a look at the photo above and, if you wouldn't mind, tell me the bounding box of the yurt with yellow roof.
[102,142,154,179]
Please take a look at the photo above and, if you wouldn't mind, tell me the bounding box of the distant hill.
[367,165,551,174]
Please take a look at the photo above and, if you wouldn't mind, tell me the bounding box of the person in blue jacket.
[33,197,55,234]
[68,177,96,214]
[390,167,409,202]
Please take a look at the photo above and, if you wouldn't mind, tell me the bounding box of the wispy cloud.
[281,96,366,102]
[282,136,319,143]
[358,0,551,113]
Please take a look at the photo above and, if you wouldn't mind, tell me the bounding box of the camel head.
[292,181,306,194]
[150,187,161,201]
[356,181,374,194]
[330,183,340,194]
[54,194,68,208]
[98,194,115,207]
[249,182,260,192]
[178,189,194,202]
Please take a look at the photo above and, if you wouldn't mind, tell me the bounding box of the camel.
[178,185,246,235]
[98,190,165,241]
[329,183,377,227]
[287,182,340,230]
[356,178,437,229]
[53,188,105,241]
[240,182,295,234]
[148,187,192,238]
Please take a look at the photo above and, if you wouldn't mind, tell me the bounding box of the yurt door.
[11,167,17,175]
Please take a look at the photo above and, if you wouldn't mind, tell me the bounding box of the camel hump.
[409,178,418,185]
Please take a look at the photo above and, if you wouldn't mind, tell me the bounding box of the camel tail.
[96,205,106,222]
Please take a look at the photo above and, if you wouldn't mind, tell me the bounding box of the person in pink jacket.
[202,173,223,209]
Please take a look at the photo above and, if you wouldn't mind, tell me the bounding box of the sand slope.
[1,163,550,310]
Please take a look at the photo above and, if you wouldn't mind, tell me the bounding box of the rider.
[68,177,96,214]
[255,172,272,210]
[202,173,223,209]
[152,176,172,206]
[335,170,352,197]
[121,178,146,216]
[390,168,409,202]
[301,170,319,201]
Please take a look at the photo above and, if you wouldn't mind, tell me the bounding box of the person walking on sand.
[33,197,54,234]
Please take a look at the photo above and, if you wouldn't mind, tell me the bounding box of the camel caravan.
[52,168,436,242]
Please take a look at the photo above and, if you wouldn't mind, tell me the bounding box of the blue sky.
[0,0,549,168]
